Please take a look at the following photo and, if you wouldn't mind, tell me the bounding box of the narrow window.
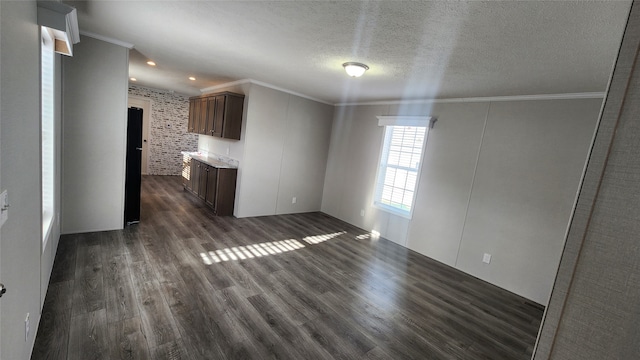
[41,28,55,245]
[374,116,433,219]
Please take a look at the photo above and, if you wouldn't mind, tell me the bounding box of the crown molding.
[80,31,134,49]
[335,92,606,106]
[201,78,605,107]
[200,79,251,93]
[201,79,333,105]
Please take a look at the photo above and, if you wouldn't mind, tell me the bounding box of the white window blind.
[374,116,433,218]
[42,28,55,244]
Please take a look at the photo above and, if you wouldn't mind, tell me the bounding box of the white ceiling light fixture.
[343,62,369,77]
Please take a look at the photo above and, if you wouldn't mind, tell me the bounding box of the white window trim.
[373,116,434,219]
[41,27,55,248]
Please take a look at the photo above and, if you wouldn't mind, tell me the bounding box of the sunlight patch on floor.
[302,231,346,244]
[355,230,380,240]
[200,239,306,264]
[199,231,351,264]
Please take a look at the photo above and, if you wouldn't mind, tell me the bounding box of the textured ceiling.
[68,1,631,104]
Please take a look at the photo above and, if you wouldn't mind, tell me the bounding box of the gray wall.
[229,84,334,218]
[62,35,129,234]
[534,2,640,358]
[0,1,62,358]
[322,98,601,304]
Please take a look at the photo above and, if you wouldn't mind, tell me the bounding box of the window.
[41,28,55,245]
[374,116,433,218]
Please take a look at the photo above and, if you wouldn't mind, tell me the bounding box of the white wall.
[322,97,602,304]
[62,35,129,233]
[235,84,288,217]
[233,84,334,217]
[275,95,334,214]
[0,1,48,358]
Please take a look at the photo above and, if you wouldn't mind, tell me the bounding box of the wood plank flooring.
[32,175,544,360]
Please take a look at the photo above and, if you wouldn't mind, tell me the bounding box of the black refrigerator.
[124,107,143,225]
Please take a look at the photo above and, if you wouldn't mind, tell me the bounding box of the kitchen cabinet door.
[197,97,208,134]
[221,94,243,140]
[215,168,237,216]
[191,159,201,195]
[205,167,218,207]
[188,99,197,133]
[211,95,225,137]
[205,96,217,137]
[198,163,208,200]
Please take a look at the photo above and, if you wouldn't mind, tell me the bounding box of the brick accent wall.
[128,85,198,175]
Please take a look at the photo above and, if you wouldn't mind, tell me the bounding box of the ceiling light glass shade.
[343,62,369,77]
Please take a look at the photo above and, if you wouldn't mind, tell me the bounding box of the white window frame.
[41,27,55,247]
[373,116,434,219]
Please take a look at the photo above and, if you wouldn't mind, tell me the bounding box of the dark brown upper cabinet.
[188,92,244,140]
[188,99,197,133]
[198,97,207,135]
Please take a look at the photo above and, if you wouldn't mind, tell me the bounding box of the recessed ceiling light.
[146,61,156,66]
[189,76,196,81]
[130,77,137,81]
[343,62,369,77]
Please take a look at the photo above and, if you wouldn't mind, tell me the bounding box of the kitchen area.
[129,81,334,219]
[128,85,245,217]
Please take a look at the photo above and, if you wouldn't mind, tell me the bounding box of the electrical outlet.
[292,197,297,204]
[25,313,30,341]
[226,147,230,155]
[360,209,365,217]
[482,253,492,264]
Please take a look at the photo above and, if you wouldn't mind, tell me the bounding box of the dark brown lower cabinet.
[198,164,207,200]
[191,160,201,195]
[185,158,237,216]
[204,166,217,207]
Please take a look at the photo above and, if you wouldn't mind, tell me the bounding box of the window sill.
[373,202,413,220]
[42,212,54,252]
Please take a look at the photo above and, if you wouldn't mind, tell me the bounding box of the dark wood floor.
[32,175,543,360]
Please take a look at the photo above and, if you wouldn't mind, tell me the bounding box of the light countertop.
[181,152,238,169]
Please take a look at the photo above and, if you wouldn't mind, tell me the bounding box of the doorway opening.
[127,97,150,174]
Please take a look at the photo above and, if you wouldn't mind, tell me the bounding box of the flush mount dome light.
[343,62,369,77]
